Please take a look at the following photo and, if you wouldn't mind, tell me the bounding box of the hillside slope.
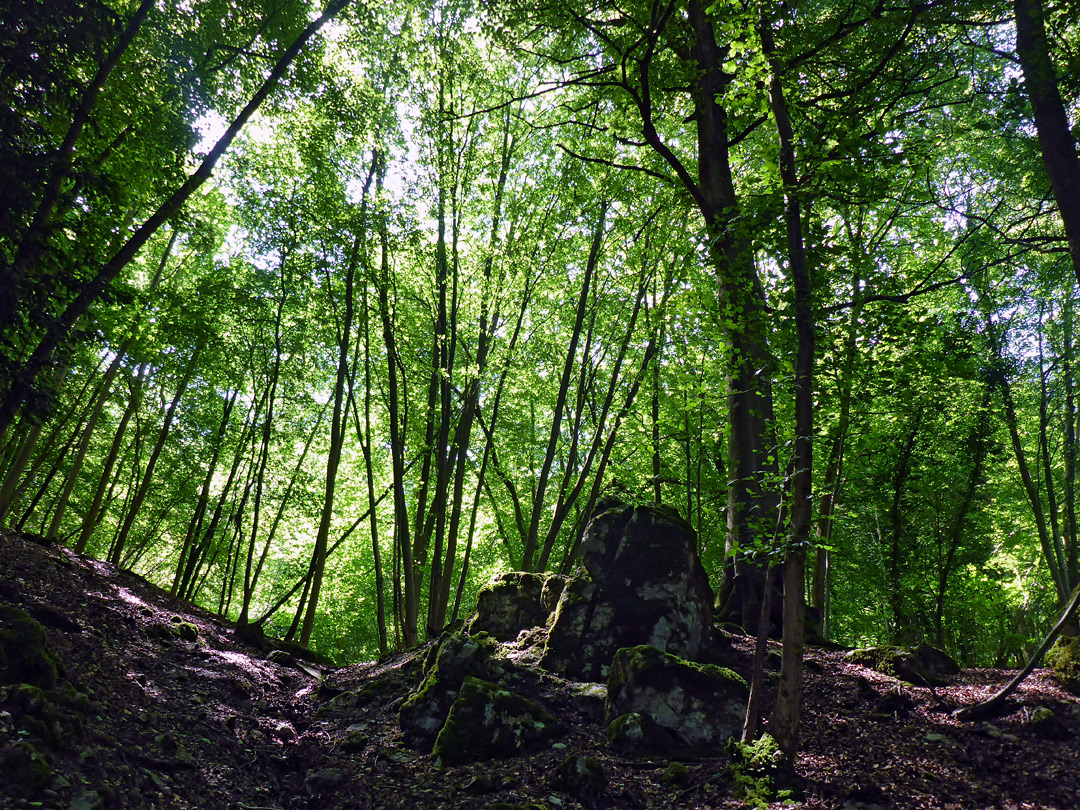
[1,530,1078,810]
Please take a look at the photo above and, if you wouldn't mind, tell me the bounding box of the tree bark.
[1014,0,1080,287]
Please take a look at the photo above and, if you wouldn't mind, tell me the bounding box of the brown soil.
[1,529,1077,810]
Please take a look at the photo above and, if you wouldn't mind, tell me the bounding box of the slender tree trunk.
[172,390,237,595]
[75,363,146,554]
[1065,293,1079,590]
[984,304,1069,601]
[298,232,359,646]
[238,262,289,626]
[0,363,70,523]
[523,203,608,571]
[109,343,201,566]
[761,9,811,759]
[1037,305,1068,582]
[374,156,418,646]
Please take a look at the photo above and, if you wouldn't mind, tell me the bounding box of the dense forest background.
[2,0,1079,676]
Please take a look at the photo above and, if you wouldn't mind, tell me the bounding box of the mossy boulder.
[1045,634,1080,694]
[468,572,566,641]
[0,604,60,688]
[541,504,714,681]
[550,754,606,806]
[1027,706,1072,740]
[606,710,680,753]
[0,740,53,796]
[605,644,748,755]
[399,632,500,750]
[431,676,564,766]
[845,642,959,686]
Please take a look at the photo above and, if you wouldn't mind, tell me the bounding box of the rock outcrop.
[539,503,713,681]
[398,632,501,750]
[468,572,566,642]
[845,643,960,686]
[604,644,748,755]
[430,676,564,766]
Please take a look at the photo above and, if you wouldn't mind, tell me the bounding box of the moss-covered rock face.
[1045,634,1080,694]
[845,642,959,686]
[0,604,60,688]
[399,632,500,750]
[540,504,714,681]
[430,676,564,766]
[604,645,748,755]
[468,572,565,642]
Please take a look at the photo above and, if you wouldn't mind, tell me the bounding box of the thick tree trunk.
[1014,0,1080,287]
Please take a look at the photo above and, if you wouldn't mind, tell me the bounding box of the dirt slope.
[1,529,1077,810]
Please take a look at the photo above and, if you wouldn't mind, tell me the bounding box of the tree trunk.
[74,363,147,554]
[1014,0,1080,287]
[299,230,359,646]
[761,9,812,760]
[109,343,201,566]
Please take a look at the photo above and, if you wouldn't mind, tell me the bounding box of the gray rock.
[540,504,713,681]
[398,632,500,750]
[468,572,566,641]
[303,767,346,795]
[605,644,748,754]
[845,643,959,686]
[431,676,564,766]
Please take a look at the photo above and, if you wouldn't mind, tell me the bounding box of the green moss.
[661,761,691,787]
[175,622,199,642]
[1045,635,1080,694]
[727,733,787,809]
[431,676,563,766]
[0,604,60,688]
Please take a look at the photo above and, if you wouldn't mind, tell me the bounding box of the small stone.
[550,754,606,805]
[1028,706,1072,741]
[341,731,368,752]
[273,722,297,743]
[68,789,103,810]
[175,622,199,642]
[303,767,346,795]
[661,762,690,787]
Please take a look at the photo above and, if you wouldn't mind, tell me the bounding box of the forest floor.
[1,529,1078,810]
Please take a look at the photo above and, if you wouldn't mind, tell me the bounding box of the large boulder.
[398,632,501,750]
[468,572,566,641]
[1045,633,1080,694]
[845,643,959,686]
[540,503,714,681]
[430,676,564,766]
[604,644,748,755]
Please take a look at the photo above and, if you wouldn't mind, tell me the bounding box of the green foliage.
[726,733,789,808]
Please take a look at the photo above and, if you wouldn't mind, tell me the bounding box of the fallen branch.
[955,582,1080,722]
